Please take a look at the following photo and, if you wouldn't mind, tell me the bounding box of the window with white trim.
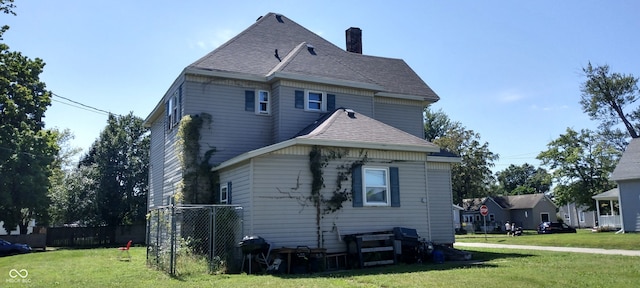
[363,167,390,206]
[166,87,182,130]
[579,211,585,222]
[257,90,270,114]
[305,90,326,111]
[220,185,228,204]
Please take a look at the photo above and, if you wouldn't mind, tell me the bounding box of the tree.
[79,113,149,227]
[580,63,640,139]
[0,7,58,233]
[537,128,620,210]
[48,129,83,226]
[496,163,551,195]
[432,122,499,205]
[424,107,457,142]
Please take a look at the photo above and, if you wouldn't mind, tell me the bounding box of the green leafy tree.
[496,163,551,195]
[0,5,58,234]
[424,107,457,141]
[580,63,639,139]
[432,122,499,205]
[537,128,620,210]
[48,129,84,226]
[79,113,149,228]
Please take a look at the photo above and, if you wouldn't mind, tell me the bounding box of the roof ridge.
[267,41,307,76]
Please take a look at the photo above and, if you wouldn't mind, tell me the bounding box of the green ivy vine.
[309,146,368,247]
[176,113,216,204]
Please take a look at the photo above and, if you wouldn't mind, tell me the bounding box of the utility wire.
[51,92,115,116]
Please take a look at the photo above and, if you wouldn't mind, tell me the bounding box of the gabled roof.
[188,12,439,101]
[462,193,556,212]
[612,138,640,181]
[213,108,456,171]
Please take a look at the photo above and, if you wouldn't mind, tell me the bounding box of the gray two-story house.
[144,12,459,252]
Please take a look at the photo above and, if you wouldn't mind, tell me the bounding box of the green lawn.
[455,229,640,250]
[1,234,639,288]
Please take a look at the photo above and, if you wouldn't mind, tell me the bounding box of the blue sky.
[3,0,639,173]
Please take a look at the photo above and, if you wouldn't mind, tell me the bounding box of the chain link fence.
[146,204,243,276]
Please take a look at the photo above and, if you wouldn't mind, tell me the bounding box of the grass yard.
[455,229,640,250]
[1,240,639,288]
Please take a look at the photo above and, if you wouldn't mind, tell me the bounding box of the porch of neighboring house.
[592,188,622,230]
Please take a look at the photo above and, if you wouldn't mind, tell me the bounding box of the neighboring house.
[592,188,621,229]
[557,203,597,228]
[608,138,640,233]
[461,194,557,230]
[453,204,463,231]
[144,12,459,252]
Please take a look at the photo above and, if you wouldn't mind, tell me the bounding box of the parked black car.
[537,222,577,234]
[0,239,32,256]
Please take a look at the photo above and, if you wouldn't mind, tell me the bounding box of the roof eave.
[213,137,441,171]
[267,71,384,91]
[427,155,461,163]
[376,91,439,103]
[185,67,268,82]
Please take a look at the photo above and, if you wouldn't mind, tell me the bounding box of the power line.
[51,92,114,116]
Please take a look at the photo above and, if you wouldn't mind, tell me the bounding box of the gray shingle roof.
[612,138,640,181]
[188,12,438,100]
[463,193,555,211]
[295,108,440,152]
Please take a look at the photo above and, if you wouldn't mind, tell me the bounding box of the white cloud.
[497,90,525,103]
[188,28,236,50]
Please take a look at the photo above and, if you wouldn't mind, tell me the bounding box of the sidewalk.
[454,242,640,257]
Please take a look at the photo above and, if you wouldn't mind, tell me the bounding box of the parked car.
[0,239,32,256]
[537,222,577,234]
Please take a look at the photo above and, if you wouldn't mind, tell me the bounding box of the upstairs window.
[166,86,182,130]
[305,90,325,111]
[257,90,270,114]
[295,90,336,112]
[245,90,270,115]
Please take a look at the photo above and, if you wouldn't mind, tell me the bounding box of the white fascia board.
[185,67,267,82]
[375,91,439,103]
[427,155,462,163]
[213,138,441,171]
[267,71,384,91]
[295,138,440,153]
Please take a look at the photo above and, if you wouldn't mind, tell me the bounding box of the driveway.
[454,242,640,257]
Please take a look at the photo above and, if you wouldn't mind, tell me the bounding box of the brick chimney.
[345,27,362,54]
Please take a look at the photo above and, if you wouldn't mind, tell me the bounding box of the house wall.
[148,119,165,208]
[530,198,558,229]
[558,203,596,228]
[219,147,454,253]
[427,163,455,244]
[618,180,640,232]
[183,76,272,165]
[374,97,425,139]
[272,83,373,142]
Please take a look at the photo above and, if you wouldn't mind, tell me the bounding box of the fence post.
[170,205,176,276]
[209,206,215,273]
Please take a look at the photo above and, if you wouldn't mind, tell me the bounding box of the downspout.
[425,162,432,241]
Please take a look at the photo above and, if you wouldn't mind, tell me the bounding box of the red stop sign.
[480,205,489,216]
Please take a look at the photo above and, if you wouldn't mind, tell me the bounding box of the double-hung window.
[166,86,182,130]
[257,90,270,114]
[245,90,270,115]
[305,90,326,111]
[363,167,390,206]
[220,185,228,204]
[352,165,400,207]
